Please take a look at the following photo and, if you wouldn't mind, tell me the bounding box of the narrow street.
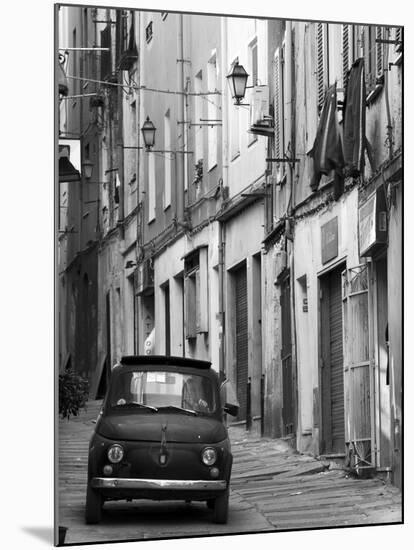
[58,402,402,545]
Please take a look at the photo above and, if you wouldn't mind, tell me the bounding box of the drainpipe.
[383,28,394,161]
[218,16,228,382]
[177,14,186,224]
[135,9,141,258]
[285,20,293,217]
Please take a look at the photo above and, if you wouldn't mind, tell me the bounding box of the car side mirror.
[223,403,239,416]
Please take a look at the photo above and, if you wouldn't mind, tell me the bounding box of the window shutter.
[198,247,209,333]
[342,24,352,89]
[317,23,328,113]
[273,49,285,182]
[274,50,281,160]
[185,274,197,339]
[376,26,384,78]
[395,27,402,52]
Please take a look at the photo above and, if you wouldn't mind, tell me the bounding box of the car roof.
[119,355,212,370]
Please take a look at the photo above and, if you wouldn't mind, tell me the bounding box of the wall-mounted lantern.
[82,159,94,180]
[226,62,249,105]
[58,53,69,98]
[141,116,156,150]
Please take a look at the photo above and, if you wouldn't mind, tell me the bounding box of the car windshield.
[109,370,217,414]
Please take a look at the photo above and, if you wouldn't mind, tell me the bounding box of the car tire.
[212,488,229,524]
[85,485,103,524]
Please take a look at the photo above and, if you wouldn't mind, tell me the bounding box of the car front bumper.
[91,477,227,491]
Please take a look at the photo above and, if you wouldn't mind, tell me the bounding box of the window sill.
[366,85,383,106]
[231,153,240,162]
[147,217,155,225]
[208,163,218,173]
[163,203,171,212]
[247,138,258,148]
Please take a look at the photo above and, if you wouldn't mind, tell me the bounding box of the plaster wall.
[293,187,359,454]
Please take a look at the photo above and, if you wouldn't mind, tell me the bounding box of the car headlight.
[107,444,124,463]
[201,447,217,466]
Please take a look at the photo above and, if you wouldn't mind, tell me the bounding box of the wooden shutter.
[342,24,354,89]
[273,49,284,181]
[185,273,197,339]
[342,264,375,472]
[395,27,402,52]
[316,23,328,113]
[198,247,209,333]
[376,26,384,78]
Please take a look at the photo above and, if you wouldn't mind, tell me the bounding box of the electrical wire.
[65,74,221,98]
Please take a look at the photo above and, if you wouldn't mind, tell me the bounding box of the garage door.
[235,265,248,420]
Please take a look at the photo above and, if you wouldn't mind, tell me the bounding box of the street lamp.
[82,159,94,180]
[58,53,69,98]
[226,62,249,105]
[141,116,156,150]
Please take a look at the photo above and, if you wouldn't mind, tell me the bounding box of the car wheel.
[85,485,103,524]
[212,488,229,524]
[206,499,215,509]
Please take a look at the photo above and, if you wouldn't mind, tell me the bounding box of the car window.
[109,370,217,413]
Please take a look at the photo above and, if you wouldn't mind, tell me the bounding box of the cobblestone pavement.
[57,401,402,545]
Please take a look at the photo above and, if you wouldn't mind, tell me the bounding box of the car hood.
[97,411,227,444]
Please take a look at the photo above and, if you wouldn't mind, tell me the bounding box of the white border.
[1,1,411,549]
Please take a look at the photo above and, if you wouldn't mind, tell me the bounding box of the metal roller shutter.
[235,266,248,420]
[329,271,345,452]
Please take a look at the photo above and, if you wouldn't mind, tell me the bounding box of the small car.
[85,355,239,524]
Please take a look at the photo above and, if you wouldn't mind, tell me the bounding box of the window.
[194,71,204,164]
[148,153,156,222]
[207,53,218,170]
[361,25,385,95]
[230,58,240,159]
[184,247,208,338]
[146,21,153,43]
[164,110,172,208]
[100,24,112,81]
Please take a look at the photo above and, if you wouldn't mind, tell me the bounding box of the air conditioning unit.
[249,85,274,136]
[137,258,154,296]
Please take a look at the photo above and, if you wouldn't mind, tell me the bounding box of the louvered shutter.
[376,26,384,78]
[395,27,402,52]
[342,24,353,89]
[273,49,284,181]
[317,23,328,113]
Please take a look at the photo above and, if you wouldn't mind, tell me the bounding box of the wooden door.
[342,264,375,471]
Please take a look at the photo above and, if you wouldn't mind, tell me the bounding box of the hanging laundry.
[308,83,345,199]
[343,58,367,177]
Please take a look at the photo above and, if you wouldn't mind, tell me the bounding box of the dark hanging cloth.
[343,58,366,177]
[308,83,345,199]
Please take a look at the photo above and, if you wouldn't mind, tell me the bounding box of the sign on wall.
[358,187,388,257]
[321,217,339,265]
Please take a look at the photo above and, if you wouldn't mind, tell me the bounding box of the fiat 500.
[85,355,239,524]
